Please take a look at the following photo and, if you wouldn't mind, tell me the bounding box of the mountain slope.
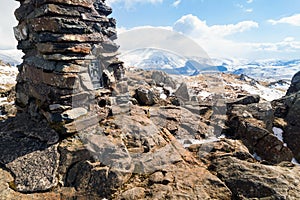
[121,48,226,76]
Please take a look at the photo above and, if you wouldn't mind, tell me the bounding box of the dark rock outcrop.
[272,71,300,162]
[227,101,293,164]
[213,157,300,199]
[286,71,300,95]
[135,86,158,106]
[150,105,214,140]
[227,94,260,106]
[151,70,177,89]
[283,92,300,161]
[190,138,300,199]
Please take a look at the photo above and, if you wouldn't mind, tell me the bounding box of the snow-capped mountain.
[121,48,227,76]
[120,47,299,82]
[121,48,186,70]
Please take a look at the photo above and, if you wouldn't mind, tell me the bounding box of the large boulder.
[210,156,300,199]
[135,86,158,106]
[274,92,300,161]
[113,126,232,200]
[227,102,293,164]
[151,70,177,89]
[202,139,300,200]
[174,82,190,102]
[284,93,300,161]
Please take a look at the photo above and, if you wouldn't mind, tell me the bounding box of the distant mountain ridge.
[121,47,299,81]
[121,48,229,76]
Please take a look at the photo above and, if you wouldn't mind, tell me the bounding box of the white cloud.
[251,37,300,52]
[171,15,300,59]
[116,26,208,58]
[107,0,163,8]
[172,0,181,8]
[268,14,300,26]
[245,8,253,13]
[246,0,253,4]
[117,15,260,59]
[236,4,253,13]
[173,14,258,38]
[235,2,253,13]
[116,14,300,60]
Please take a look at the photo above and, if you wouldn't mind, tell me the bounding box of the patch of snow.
[292,158,300,166]
[197,91,212,100]
[179,137,220,148]
[255,84,285,101]
[0,97,7,103]
[268,81,290,91]
[0,65,18,86]
[160,93,167,99]
[272,127,284,142]
[155,87,167,100]
[218,134,226,139]
[228,82,285,101]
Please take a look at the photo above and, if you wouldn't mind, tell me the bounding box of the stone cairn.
[14,0,123,134]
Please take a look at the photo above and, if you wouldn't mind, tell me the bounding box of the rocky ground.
[0,62,17,120]
[0,62,300,199]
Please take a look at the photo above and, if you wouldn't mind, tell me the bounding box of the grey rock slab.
[0,114,60,192]
[6,144,59,192]
[210,156,300,199]
[62,107,88,121]
[83,134,134,173]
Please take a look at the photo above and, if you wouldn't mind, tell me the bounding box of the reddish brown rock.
[37,43,92,54]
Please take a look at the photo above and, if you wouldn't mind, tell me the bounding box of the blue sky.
[2,0,300,60]
[108,0,300,60]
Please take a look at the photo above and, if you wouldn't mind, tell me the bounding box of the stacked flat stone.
[14,0,123,133]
